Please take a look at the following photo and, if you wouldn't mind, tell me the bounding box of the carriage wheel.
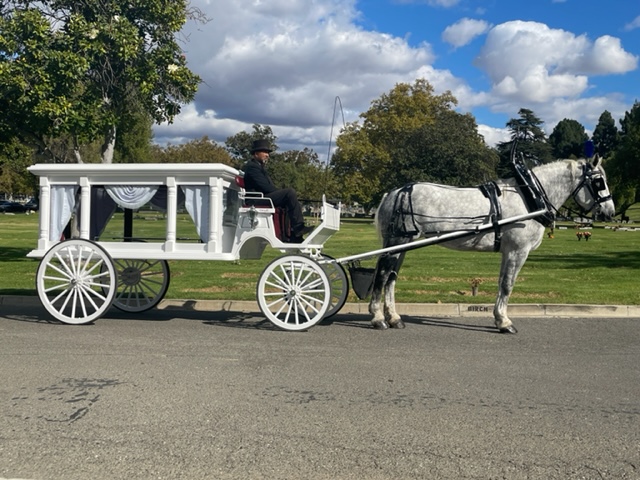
[36,239,117,325]
[319,254,349,319]
[108,259,170,313]
[257,255,331,331]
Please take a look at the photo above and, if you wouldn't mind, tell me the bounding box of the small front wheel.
[109,259,170,313]
[36,239,117,324]
[257,255,330,331]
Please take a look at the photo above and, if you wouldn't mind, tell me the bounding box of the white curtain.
[182,186,209,242]
[50,186,78,241]
[105,185,158,210]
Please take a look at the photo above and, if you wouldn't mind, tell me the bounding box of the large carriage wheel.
[319,254,349,319]
[36,239,117,325]
[108,259,170,313]
[257,255,331,331]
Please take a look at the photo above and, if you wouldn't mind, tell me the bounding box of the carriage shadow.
[6,302,498,334]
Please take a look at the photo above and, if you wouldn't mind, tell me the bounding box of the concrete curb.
[3,295,639,318]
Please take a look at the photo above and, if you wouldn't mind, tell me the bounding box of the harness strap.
[389,183,420,238]
[478,181,503,252]
[512,159,555,227]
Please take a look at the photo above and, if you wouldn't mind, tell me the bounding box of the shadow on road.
[4,302,501,335]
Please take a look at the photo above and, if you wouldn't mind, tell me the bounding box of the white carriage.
[27,163,346,330]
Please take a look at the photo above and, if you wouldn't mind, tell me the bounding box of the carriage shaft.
[332,209,548,264]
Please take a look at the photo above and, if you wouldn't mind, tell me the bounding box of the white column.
[208,177,219,252]
[38,178,51,251]
[79,177,90,239]
[165,178,177,252]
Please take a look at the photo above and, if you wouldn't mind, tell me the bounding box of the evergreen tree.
[591,110,620,158]
[548,119,588,159]
[496,108,553,178]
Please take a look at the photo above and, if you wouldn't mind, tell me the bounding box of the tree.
[607,101,640,215]
[154,136,232,165]
[496,108,554,177]
[0,0,202,163]
[591,110,620,158]
[0,137,35,197]
[548,119,588,159]
[113,111,154,163]
[331,79,497,208]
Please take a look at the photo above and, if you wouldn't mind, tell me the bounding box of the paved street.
[1,303,639,479]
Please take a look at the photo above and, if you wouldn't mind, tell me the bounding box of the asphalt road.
[1,303,639,480]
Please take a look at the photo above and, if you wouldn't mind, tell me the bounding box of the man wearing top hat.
[242,139,313,242]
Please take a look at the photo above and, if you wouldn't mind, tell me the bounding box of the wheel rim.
[257,255,330,331]
[36,239,117,324]
[319,255,348,319]
[109,259,170,313]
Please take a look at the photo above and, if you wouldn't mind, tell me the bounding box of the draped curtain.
[49,186,78,241]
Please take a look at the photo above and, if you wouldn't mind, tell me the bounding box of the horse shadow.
[324,313,499,333]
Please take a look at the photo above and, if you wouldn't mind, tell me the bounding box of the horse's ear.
[592,153,601,168]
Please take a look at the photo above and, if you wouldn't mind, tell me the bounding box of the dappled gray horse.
[370,157,615,333]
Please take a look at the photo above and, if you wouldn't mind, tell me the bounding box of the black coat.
[242,158,276,194]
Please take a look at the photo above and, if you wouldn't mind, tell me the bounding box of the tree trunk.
[101,124,117,164]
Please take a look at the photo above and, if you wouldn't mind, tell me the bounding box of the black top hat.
[250,139,273,153]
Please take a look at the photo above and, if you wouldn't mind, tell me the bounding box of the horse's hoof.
[372,320,389,330]
[389,320,406,329]
[499,325,518,334]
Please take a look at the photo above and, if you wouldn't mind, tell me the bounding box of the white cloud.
[477,124,510,147]
[474,21,637,104]
[623,15,640,31]
[156,4,638,154]
[157,0,436,148]
[442,18,491,48]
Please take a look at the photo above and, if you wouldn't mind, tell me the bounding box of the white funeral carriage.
[27,163,346,331]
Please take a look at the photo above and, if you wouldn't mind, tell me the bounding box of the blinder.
[591,176,606,192]
[574,164,612,211]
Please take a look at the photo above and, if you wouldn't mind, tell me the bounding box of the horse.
[369,156,615,333]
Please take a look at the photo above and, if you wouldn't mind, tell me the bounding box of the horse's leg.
[494,249,530,334]
[369,254,395,330]
[384,252,407,329]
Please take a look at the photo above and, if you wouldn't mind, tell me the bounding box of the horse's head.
[572,155,615,221]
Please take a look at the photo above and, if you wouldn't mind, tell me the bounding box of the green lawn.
[1,208,639,304]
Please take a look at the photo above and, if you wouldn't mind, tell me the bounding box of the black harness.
[389,183,420,237]
[512,155,555,227]
[478,181,503,252]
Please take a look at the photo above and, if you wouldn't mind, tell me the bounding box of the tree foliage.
[548,118,588,159]
[0,0,201,163]
[591,110,620,158]
[331,79,497,208]
[606,101,640,214]
[0,137,35,196]
[496,108,554,177]
[152,136,232,165]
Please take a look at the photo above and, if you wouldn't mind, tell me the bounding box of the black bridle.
[571,163,612,214]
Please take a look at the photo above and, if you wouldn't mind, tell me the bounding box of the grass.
[1,206,639,305]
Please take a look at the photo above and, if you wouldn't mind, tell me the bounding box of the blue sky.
[155,0,640,153]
